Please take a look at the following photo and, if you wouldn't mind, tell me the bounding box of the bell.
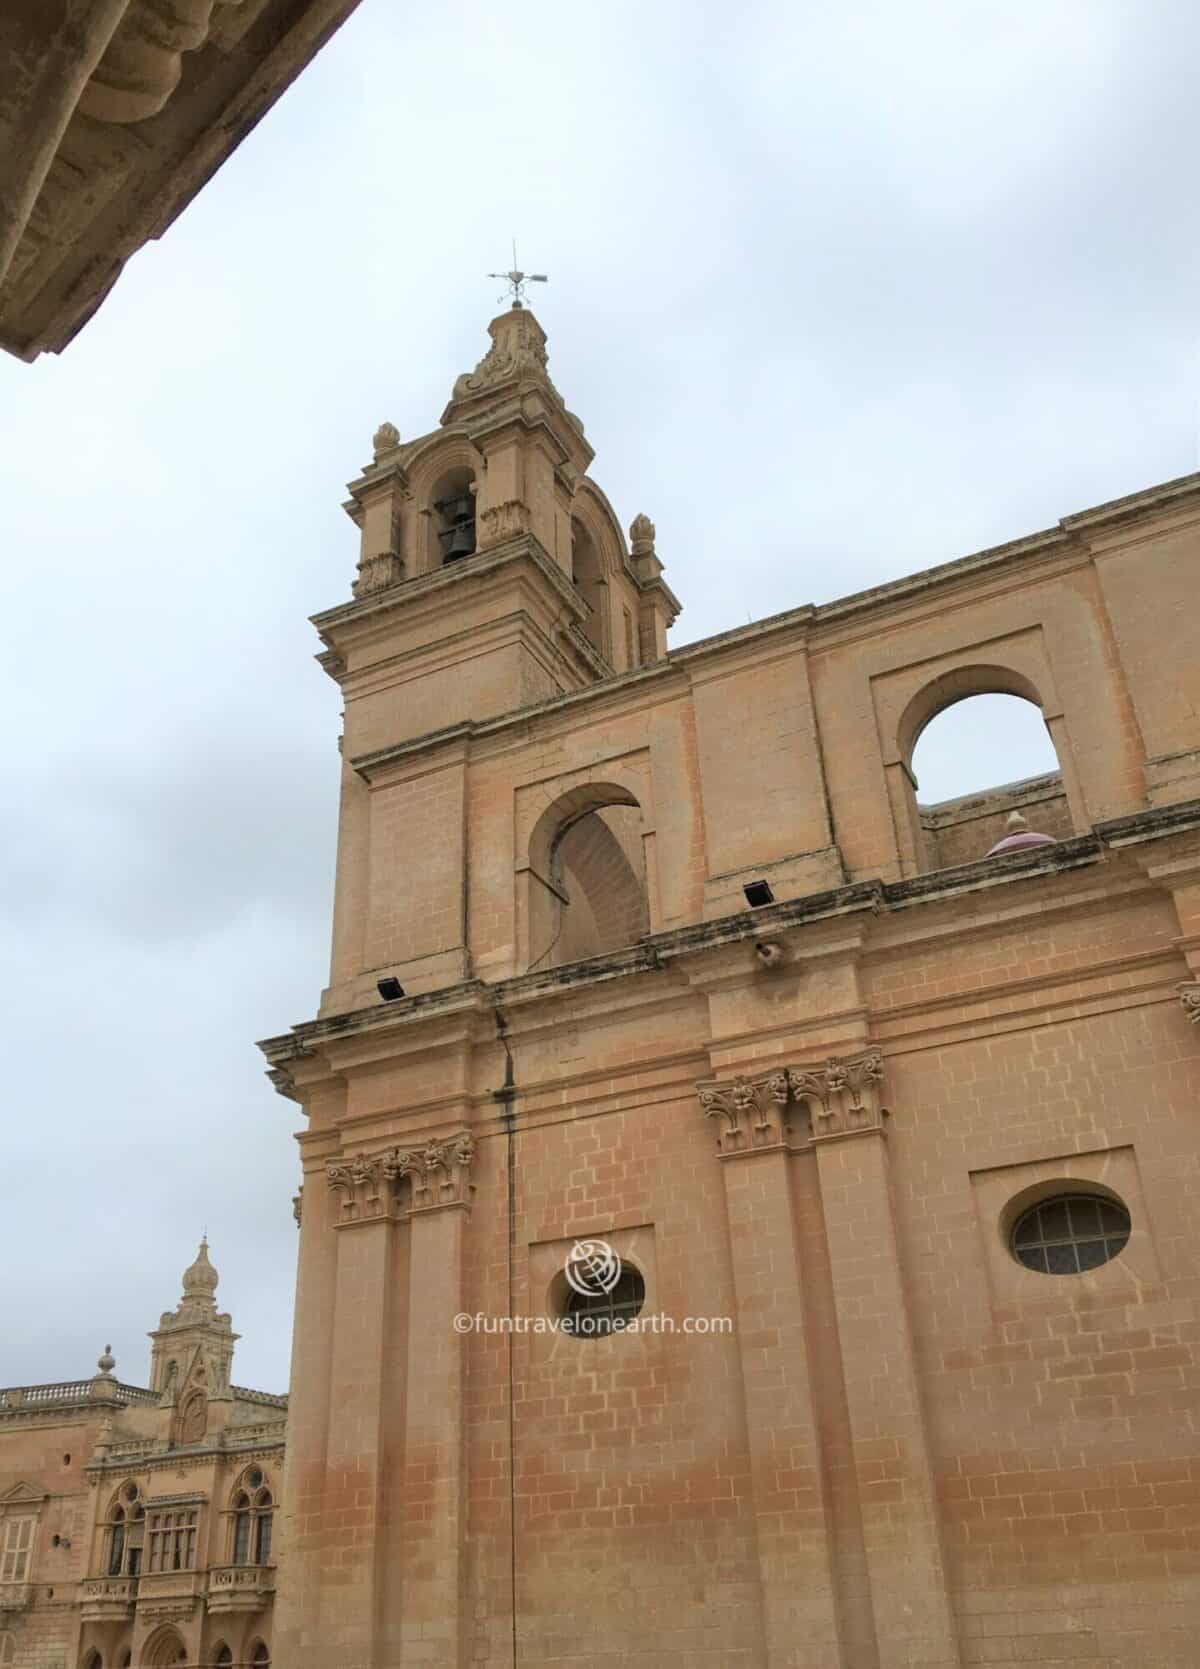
[437,492,476,562]
[444,520,476,561]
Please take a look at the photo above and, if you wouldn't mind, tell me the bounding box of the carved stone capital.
[326,1133,476,1224]
[326,1154,385,1221]
[1178,980,1200,1025]
[696,1049,887,1155]
[384,1131,476,1211]
[789,1049,885,1139]
[696,1069,790,1155]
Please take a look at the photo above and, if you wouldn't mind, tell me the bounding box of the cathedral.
[4,302,1200,1667]
[256,303,1200,1667]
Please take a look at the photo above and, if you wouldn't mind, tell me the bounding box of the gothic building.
[0,1245,283,1668]
[257,301,1200,1667]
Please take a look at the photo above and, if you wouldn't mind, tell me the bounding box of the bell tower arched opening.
[429,466,477,567]
[570,519,609,661]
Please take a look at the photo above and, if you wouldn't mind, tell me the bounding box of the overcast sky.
[1,0,1197,1392]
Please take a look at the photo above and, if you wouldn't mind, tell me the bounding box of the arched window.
[81,1652,103,1669]
[249,1641,270,1666]
[107,1507,125,1577]
[526,785,651,971]
[231,1471,274,1565]
[105,1485,144,1577]
[897,671,1071,873]
[212,1646,233,1667]
[118,1654,132,1669]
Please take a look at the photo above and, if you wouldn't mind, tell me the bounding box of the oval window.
[1011,1194,1130,1274]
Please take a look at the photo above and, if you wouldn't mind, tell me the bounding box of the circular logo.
[564,1238,622,1297]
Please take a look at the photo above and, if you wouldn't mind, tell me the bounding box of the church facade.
[257,304,1200,1667]
[0,1246,284,1669]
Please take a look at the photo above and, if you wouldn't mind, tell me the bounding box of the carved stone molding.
[352,549,405,597]
[326,1132,476,1224]
[452,307,557,403]
[79,1,245,127]
[697,1049,886,1156]
[476,498,529,550]
[1177,980,1200,1025]
[292,1187,303,1227]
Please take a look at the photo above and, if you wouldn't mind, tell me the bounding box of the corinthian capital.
[696,1048,887,1156]
[696,1068,790,1155]
[789,1049,884,1138]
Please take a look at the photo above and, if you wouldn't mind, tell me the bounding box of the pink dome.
[986,830,1057,856]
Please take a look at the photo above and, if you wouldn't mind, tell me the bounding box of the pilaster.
[696,1068,842,1666]
[802,1054,961,1669]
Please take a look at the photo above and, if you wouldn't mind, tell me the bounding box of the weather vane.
[489,240,548,309]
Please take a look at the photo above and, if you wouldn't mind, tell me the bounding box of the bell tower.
[315,305,681,1012]
[148,1238,238,1403]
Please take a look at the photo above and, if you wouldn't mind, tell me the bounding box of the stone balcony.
[79,1576,136,1621]
[206,1564,276,1613]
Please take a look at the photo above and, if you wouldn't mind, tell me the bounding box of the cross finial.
[488,239,548,310]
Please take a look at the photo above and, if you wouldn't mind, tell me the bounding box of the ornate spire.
[181,1237,219,1300]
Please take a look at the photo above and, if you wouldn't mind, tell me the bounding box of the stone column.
[395,1134,476,1667]
[797,1052,961,1669]
[697,1071,842,1666]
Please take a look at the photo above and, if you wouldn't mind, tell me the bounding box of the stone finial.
[181,1237,218,1299]
[96,1344,115,1378]
[1006,811,1030,832]
[629,513,656,556]
[372,420,401,458]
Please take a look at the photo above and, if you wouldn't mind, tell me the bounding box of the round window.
[563,1266,646,1338]
[1011,1193,1130,1274]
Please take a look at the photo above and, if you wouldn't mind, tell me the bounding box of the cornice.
[309,533,586,648]
[262,816,1194,1088]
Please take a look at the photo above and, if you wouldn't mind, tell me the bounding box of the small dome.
[986,810,1057,857]
[181,1238,219,1298]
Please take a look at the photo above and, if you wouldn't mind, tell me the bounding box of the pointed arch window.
[104,1484,144,1577]
[0,1633,14,1665]
[230,1471,274,1566]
